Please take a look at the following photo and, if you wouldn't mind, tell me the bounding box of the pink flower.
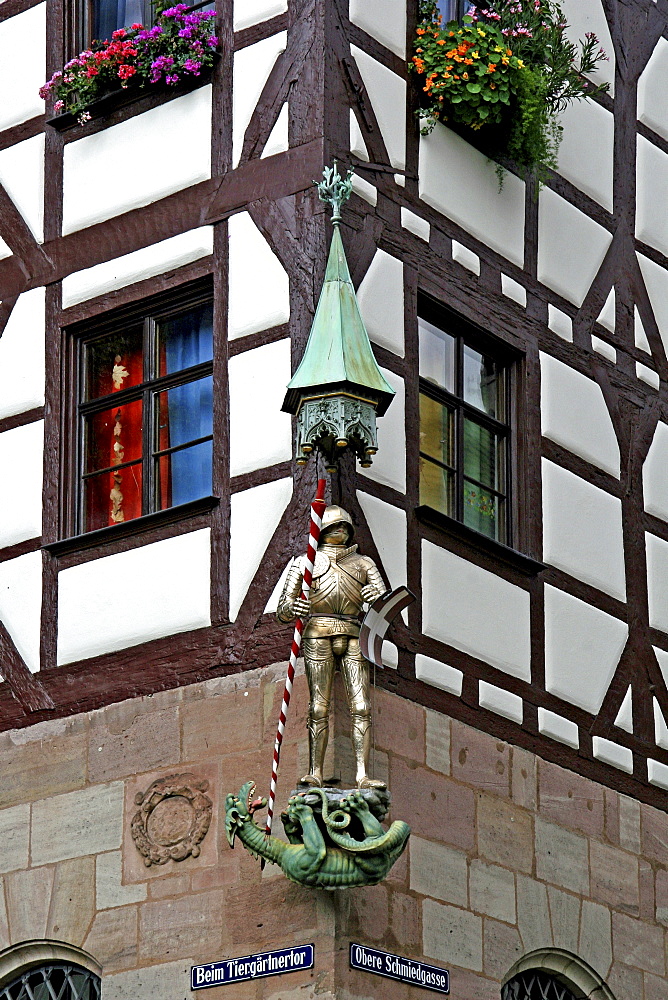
[54,99,64,112]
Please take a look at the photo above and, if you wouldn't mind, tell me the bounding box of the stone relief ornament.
[131,773,212,866]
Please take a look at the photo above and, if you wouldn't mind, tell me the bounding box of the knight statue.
[277,504,386,790]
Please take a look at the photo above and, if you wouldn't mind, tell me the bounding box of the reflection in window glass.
[75,291,214,535]
[418,311,511,544]
[436,0,474,23]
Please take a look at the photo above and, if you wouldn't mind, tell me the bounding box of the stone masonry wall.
[0,663,665,999]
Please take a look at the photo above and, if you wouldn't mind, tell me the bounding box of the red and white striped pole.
[264,479,327,841]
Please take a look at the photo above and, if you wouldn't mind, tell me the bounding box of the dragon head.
[225,781,266,847]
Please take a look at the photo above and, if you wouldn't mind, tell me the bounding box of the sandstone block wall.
[0,665,665,999]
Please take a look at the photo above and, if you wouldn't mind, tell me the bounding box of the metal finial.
[316,161,353,226]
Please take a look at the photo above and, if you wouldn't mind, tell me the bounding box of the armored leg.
[301,638,335,787]
[341,638,386,790]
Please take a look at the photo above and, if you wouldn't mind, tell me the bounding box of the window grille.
[0,964,101,1000]
[502,970,579,1000]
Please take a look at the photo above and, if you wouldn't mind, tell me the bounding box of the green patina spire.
[282,165,395,418]
[282,163,395,472]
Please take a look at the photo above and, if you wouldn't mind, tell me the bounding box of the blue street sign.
[350,943,450,994]
[191,944,314,990]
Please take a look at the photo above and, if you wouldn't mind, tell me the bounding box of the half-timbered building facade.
[0,0,667,996]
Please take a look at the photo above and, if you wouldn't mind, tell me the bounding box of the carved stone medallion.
[131,773,212,867]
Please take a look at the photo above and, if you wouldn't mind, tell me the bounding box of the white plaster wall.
[541,459,626,601]
[229,477,292,621]
[233,32,287,167]
[559,0,615,94]
[0,420,43,549]
[0,236,11,261]
[356,490,407,592]
[0,551,42,673]
[359,367,405,494]
[228,337,292,477]
[614,687,633,734]
[62,88,212,235]
[638,253,668,356]
[655,646,668,691]
[228,211,290,339]
[644,423,668,522]
[544,585,628,713]
[350,110,370,162]
[637,136,668,258]
[261,102,289,159]
[0,4,46,132]
[0,134,45,242]
[501,275,526,308]
[356,249,404,357]
[349,0,406,58]
[401,208,430,244]
[351,174,377,207]
[0,288,45,420]
[57,529,211,665]
[636,307,651,353]
[646,533,668,634]
[648,759,668,790]
[597,287,615,332]
[415,653,463,697]
[233,0,287,31]
[538,708,579,749]
[479,681,523,724]
[557,99,613,211]
[592,737,633,774]
[422,542,531,681]
[655,698,668,750]
[62,228,214,308]
[638,38,668,141]
[548,305,573,342]
[419,126,525,267]
[540,352,620,478]
[537,188,612,307]
[351,46,406,171]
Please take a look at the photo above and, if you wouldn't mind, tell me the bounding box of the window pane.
[420,393,454,467]
[85,327,143,401]
[91,0,148,42]
[463,417,504,492]
[420,456,455,515]
[155,377,213,452]
[463,344,504,419]
[157,440,212,510]
[158,302,214,376]
[85,400,143,475]
[419,318,455,393]
[436,0,473,22]
[463,482,503,541]
[84,461,142,530]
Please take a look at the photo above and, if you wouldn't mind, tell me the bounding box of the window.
[502,970,579,1000]
[0,964,100,1000]
[418,308,512,545]
[86,0,152,45]
[69,283,214,536]
[436,0,474,23]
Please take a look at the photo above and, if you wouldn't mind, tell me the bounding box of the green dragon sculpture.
[225,781,411,889]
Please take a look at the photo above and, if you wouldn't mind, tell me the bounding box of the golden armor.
[277,505,387,789]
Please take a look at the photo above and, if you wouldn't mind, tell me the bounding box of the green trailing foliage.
[410,0,610,181]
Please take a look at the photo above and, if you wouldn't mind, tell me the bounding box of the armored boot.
[301,717,329,786]
[351,712,386,790]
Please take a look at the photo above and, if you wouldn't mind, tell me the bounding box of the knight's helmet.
[320,505,355,544]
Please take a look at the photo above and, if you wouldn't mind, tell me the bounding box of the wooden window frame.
[416,295,536,566]
[61,275,215,544]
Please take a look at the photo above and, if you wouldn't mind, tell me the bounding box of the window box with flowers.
[40,1,219,128]
[410,0,609,180]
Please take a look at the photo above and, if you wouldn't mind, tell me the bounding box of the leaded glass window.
[418,310,512,544]
[502,971,579,1000]
[0,964,100,1000]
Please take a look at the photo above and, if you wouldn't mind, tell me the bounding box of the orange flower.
[464,57,473,64]
[487,63,496,72]
[437,38,446,44]
[416,27,426,35]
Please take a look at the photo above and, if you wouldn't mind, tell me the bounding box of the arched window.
[0,963,100,1000]
[0,943,101,1000]
[502,970,579,1000]
[502,949,616,1000]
